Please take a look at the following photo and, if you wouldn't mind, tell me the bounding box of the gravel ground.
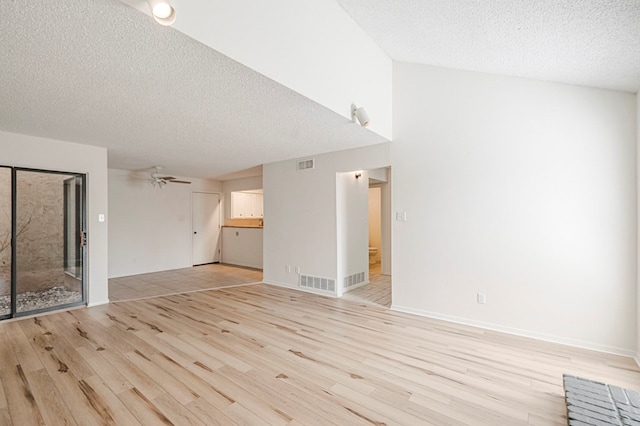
[0,286,82,314]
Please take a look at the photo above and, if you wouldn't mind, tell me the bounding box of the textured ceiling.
[335,0,640,93]
[3,1,638,181]
[0,0,387,180]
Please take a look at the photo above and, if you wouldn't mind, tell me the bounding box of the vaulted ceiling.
[336,0,640,93]
[0,0,387,180]
[1,1,638,180]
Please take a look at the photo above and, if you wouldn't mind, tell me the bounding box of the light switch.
[98,214,105,222]
[395,212,407,222]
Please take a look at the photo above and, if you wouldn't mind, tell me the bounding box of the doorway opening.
[341,167,392,307]
[0,166,86,320]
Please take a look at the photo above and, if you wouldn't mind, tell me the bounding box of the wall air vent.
[296,159,315,171]
[344,272,366,289]
[300,274,335,293]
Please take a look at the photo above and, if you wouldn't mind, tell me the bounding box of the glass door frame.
[0,165,87,320]
[64,176,83,279]
[0,166,11,320]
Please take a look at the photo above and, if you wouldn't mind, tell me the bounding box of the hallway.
[341,263,391,307]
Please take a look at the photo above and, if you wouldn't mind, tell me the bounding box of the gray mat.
[563,374,640,426]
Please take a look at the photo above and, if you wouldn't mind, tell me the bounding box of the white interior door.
[192,192,221,265]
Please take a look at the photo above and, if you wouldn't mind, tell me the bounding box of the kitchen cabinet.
[231,192,263,218]
[254,193,263,217]
[222,227,263,269]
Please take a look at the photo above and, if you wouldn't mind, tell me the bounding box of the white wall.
[221,176,262,193]
[1,131,109,306]
[380,176,392,276]
[392,63,637,355]
[369,169,393,275]
[108,169,221,277]
[121,0,392,139]
[637,91,640,364]
[337,171,369,296]
[263,143,390,292]
[368,187,382,262]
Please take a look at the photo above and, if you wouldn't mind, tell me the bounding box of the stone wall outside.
[0,168,10,297]
[0,170,75,296]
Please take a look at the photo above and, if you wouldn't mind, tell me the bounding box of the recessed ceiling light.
[148,0,176,26]
[152,3,172,19]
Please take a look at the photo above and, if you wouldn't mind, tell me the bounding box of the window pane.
[15,170,82,313]
[0,168,10,316]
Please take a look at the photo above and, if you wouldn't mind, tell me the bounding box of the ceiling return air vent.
[296,159,315,171]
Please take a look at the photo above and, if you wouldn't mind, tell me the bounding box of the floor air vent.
[296,159,315,171]
[300,275,335,292]
[344,272,365,289]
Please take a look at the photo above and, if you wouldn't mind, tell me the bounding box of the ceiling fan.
[150,166,191,188]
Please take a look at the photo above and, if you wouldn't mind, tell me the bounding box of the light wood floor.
[109,263,263,302]
[1,278,639,425]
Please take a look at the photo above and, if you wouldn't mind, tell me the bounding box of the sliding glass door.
[0,167,85,319]
[0,167,11,317]
[64,176,83,280]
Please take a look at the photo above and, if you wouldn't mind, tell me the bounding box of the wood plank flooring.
[1,280,639,425]
[109,263,263,302]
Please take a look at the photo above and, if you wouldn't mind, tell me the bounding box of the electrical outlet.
[395,211,407,222]
[285,265,291,273]
[477,293,486,304]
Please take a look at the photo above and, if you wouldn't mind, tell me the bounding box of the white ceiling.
[2,1,639,182]
[335,0,640,93]
[0,0,387,180]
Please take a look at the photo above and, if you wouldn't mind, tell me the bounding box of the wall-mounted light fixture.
[355,171,362,179]
[148,0,176,26]
[351,104,371,128]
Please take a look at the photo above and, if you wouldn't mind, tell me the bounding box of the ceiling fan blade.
[162,176,177,180]
[170,180,191,184]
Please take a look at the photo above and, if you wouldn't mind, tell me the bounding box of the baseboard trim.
[344,280,369,293]
[221,261,263,270]
[87,299,110,307]
[262,279,296,289]
[390,304,635,358]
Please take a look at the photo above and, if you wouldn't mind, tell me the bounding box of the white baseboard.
[87,299,110,307]
[344,280,369,293]
[391,304,636,359]
[262,279,296,289]
[221,260,263,270]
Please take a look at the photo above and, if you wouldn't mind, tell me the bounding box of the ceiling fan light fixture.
[149,166,191,188]
[148,0,176,26]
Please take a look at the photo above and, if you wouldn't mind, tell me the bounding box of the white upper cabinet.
[231,191,263,218]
